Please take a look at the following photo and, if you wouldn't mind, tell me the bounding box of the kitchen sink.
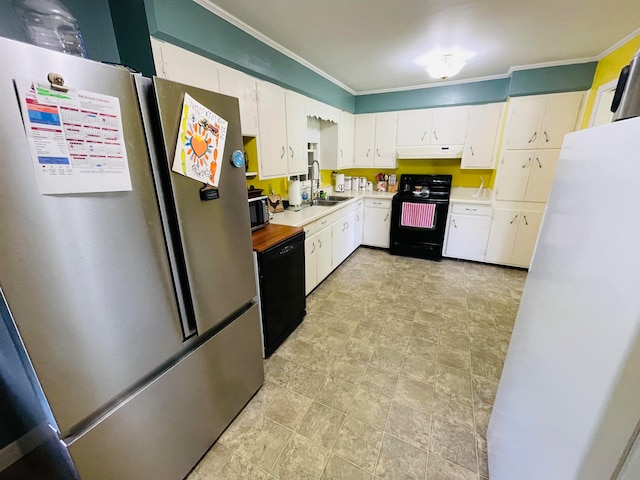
[324,196,349,202]
[312,199,343,207]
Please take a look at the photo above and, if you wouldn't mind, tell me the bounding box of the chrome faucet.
[310,160,320,203]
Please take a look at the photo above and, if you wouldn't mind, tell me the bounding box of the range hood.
[396,145,464,159]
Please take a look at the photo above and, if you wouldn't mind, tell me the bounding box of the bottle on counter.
[13,0,87,57]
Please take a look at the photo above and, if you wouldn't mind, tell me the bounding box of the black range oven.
[390,174,452,260]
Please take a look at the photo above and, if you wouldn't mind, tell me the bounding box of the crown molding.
[192,1,637,97]
[192,0,356,94]
[598,27,640,59]
[355,72,511,96]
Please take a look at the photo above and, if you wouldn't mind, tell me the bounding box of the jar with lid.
[13,0,87,57]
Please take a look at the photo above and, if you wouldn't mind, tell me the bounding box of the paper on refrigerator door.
[172,93,227,187]
[15,79,132,194]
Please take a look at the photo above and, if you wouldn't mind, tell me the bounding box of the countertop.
[251,224,304,253]
[270,191,396,228]
[449,187,493,205]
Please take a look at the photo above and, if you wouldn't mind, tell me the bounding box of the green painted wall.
[355,78,509,113]
[143,0,355,112]
[508,62,598,97]
[109,0,155,76]
[0,0,598,115]
[0,0,120,63]
[355,63,597,113]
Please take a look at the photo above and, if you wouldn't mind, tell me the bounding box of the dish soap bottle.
[13,0,87,57]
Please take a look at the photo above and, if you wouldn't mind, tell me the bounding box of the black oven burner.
[389,174,452,260]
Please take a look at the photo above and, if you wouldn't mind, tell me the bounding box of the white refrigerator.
[488,116,640,479]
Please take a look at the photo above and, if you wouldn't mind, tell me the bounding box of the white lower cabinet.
[362,198,392,248]
[354,200,364,247]
[304,235,317,296]
[495,150,560,203]
[485,208,543,267]
[303,216,333,295]
[444,203,492,261]
[316,226,333,284]
[303,223,317,296]
[332,211,356,269]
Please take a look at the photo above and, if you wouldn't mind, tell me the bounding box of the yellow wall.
[337,161,494,189]
[246,141,492,197]
[581,34,640,129]
[244,137,289,195]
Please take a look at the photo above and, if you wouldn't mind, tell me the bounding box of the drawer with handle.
[364,198,392,209]
[302,222,316,237]
[315,214,333,231]
[451,203,492,216]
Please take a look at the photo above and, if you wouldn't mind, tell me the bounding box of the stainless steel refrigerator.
[0,37,263,479]
[488,116,640,479]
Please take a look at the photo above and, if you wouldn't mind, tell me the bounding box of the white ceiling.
[195,0,640,94]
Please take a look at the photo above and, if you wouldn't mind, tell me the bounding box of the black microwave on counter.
[248,196,270,231]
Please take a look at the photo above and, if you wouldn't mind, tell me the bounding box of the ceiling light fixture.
[425,54,466,80]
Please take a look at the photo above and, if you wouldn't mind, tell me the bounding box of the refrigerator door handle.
[134,77,197,340]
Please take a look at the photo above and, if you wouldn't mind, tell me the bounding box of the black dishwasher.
[256,231,306,357]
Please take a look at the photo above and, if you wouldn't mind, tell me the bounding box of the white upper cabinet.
[495,149,560,202]
[150,38,220,92]
[354,114,376,167]
[495,151,532,201]
[256,81,288,179]
[337,111,355,169]
[396,106,470,148]
[461,103,505,169]
[431,106,470,145]
[539,93,585,149]
[217,64,259,137]
[373,112,398,168]
[523,150,560,202]
[505,92,584,150]
[354,112,397,168]
[504,97,545,149]
[285,90,308,175]
[396,109,433,146]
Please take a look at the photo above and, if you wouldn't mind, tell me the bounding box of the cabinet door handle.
[366,148,371,157]
[346,222,349,230]
[318,239,322,248]
[465,208,477,212]
[528,131,537,144]
[311,242,315,253]
[452,218,458,228]
[384,213,390,222]
[340,148,343,158]
[536,157,542,168]
[373,201,381,205]
[523,215,529,226]
[280,146,285,158]
[522,157,532,168]
[376,148,381,157]
[544,131,549,143]
[470,146,475,156]
[356,214,360,221]
[433,130,438,141]
[510,215,518,224]
[421,130,428,141]
[342,223,346,232]
[289,146,294,158]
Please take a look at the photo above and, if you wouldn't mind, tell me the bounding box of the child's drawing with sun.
[172,93,228,187]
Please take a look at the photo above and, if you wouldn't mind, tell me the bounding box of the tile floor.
[188,247,527,480]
